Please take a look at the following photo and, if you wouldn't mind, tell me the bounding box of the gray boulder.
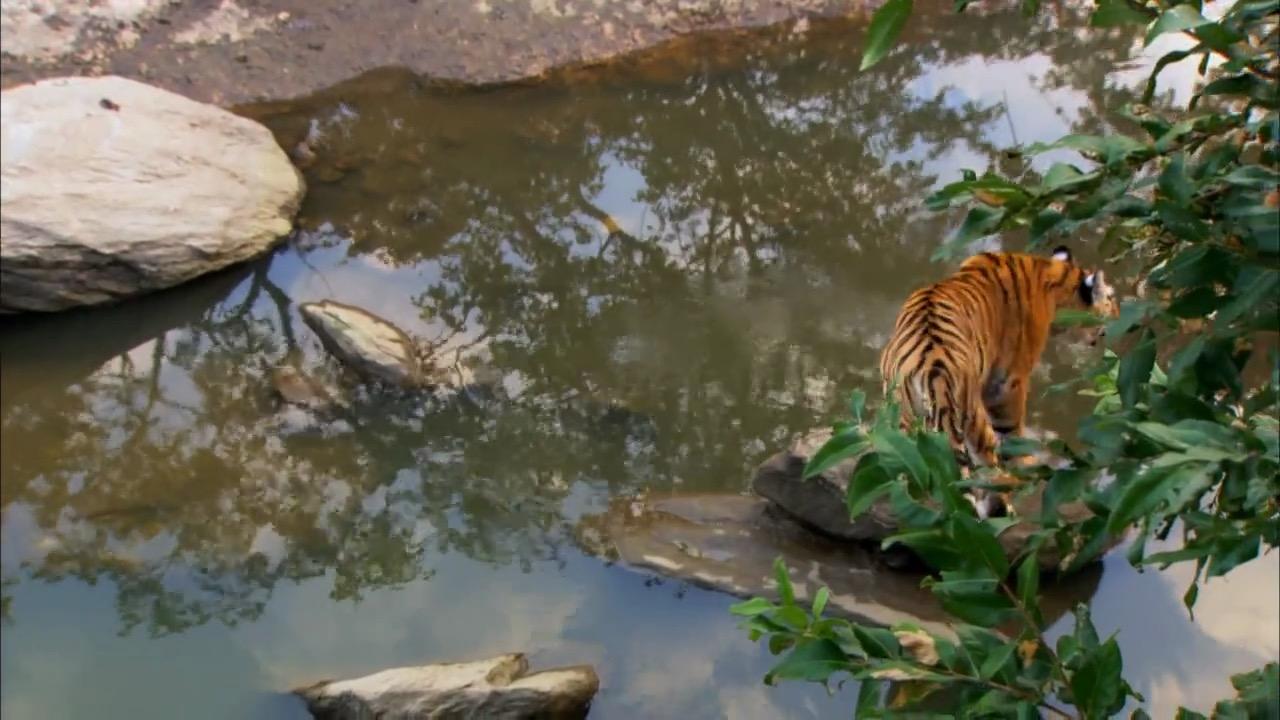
[0,76,303,313]
[753,428,1104,571]
[752,427,898,541]
[295,654,598,720]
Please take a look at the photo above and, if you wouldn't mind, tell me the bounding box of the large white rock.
[295,654,599,720]
[0,75,304,313]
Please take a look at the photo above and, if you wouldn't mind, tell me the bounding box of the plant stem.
[999,579,1072,688]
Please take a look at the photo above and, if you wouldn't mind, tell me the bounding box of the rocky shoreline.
[2,0,874,107]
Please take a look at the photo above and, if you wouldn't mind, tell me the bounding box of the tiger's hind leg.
[962,387,1017,519]
[984,374,1035,469]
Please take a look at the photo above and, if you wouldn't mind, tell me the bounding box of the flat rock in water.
[574,493,1100,636]
[0,76,303,313]
[299,301,423,388]
[271,365,337,412]
[753,428,1103,571]
[295,653,598,720]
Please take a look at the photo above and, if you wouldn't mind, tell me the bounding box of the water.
[2,6,1276,718]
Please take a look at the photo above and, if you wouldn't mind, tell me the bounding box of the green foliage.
[860,0,914,71]
[744,1,1280,717]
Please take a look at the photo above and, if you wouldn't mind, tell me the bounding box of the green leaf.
[940,589,1018,627]
[1213,663,1280,719]
[1040,163,1101,193]
[978,639,1017,681]
[1129,421,1193,450]
[855,679,885,713]
[1107,462,1213,533]
[1030,208,1066,240]
[1222,165,1280,188]
[998,435,1043,460]
[811,587,829,619]
[952,205,1006,246]
[860,0,913,70]
[1092,0,1152,27]
[1118,328,1157,409]
[1142,48,1197,103]
[846,454,894,517]
[951,515,1011,577]
[1196,73,1271,109]
[1017,552,1040,611]
[802,429,869,479]
[1159,153,1195,205]
[773,556,795,605]
[872,426,930,485]
[765,638,850,684]
[928,569,1017,627]
[1072,603,1101,652]
[1156,198,1211,241]
[1127,524,1149,566]
[1105,299,1156,340]
[730,597,775,616]
[1072,638,1126,718]
[1169,335,1208,388]
[1216,269,1278,326]
[848,389,867,424]
[768,633,795,656]
[1029,134,1148,166]
[1154,118,1197,152]
[1167,287,1227,318]
[853,625,900,659]
[1044,468,1090,521]
[881,528,966,569]
[917,430,963,491]
[775,605,810,631]
[1145,5,1212,46]
[1208,534,1261,577]
[1191,22,1245,52]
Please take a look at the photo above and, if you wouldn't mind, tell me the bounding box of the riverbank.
[2,0,871,106]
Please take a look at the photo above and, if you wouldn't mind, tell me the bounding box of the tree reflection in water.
[0,6,1135,636]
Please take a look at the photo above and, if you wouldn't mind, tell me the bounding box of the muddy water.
[1,8,1275,719]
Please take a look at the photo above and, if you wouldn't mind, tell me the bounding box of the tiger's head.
[1051,245,1119,345]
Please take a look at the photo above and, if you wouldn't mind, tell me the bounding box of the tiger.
[879,246,1119,518]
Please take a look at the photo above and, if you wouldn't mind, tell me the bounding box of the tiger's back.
[879,247,1116,504]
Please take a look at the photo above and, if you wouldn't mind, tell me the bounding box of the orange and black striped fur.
[879,246,1118,517]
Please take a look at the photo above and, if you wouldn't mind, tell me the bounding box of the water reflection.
[3,6,1270,718]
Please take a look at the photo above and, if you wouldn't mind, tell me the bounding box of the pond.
[1,5,1276,718]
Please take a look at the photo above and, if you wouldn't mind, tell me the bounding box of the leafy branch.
[738,0,1279,716]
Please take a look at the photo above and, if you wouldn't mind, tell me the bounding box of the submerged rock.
[0,76,303,313]
[295,653,598,720]
[299,301,423,388]
[575,493,1101,636]
[753,428,1103,571]
[271,365,337,412]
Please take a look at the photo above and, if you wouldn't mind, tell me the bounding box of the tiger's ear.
[1052,245,1072,263]
[1079,272,1096,304]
